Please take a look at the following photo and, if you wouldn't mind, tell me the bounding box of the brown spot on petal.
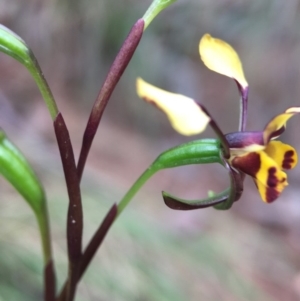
[232,152,261,177]
[282,150,294,169]
[266,186,279,203]
[265,167,285,203]
[142,97,165,115]
[143,97,159,108]
[267,167,278,187]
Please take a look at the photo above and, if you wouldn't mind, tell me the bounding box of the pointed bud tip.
[0,24,31,65]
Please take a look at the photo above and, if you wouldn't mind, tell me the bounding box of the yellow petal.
[199,34,248,88]
[136,78,210,136]
[264,141,298,170]
[263,107,300,143]
[232,151,288,203]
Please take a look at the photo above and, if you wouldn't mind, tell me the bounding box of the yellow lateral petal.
[136,78,210,136]
[264,141,298,170]
[199,34,248,88]
[263,107,300,143]
[253,176,286,204]
[232,151,288,203]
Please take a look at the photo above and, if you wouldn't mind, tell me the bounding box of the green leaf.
[0,130,53,264]
[152,139,223,170]
[0,130,45,213]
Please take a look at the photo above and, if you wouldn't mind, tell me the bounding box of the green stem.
[143,0,177,30]
[26,51,59,120]
[36,201,53,264]
[117,139,223,216]
[117,166,158,216]
[0,26,59,120]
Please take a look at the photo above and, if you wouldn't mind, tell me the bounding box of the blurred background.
[0,0,300,300]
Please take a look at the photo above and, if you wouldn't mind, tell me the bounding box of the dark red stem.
[45,259,56,301]
[197,103,230,159]
[57,204,117,301]
[54,113,83,301]
[77,19,145,181]
[236,81,249,132]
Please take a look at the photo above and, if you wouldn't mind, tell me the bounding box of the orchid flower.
[136,34,300,209]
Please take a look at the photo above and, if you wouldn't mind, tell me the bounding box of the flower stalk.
[118,139,225,214]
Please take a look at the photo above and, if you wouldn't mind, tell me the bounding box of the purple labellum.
[225,131,264,149]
